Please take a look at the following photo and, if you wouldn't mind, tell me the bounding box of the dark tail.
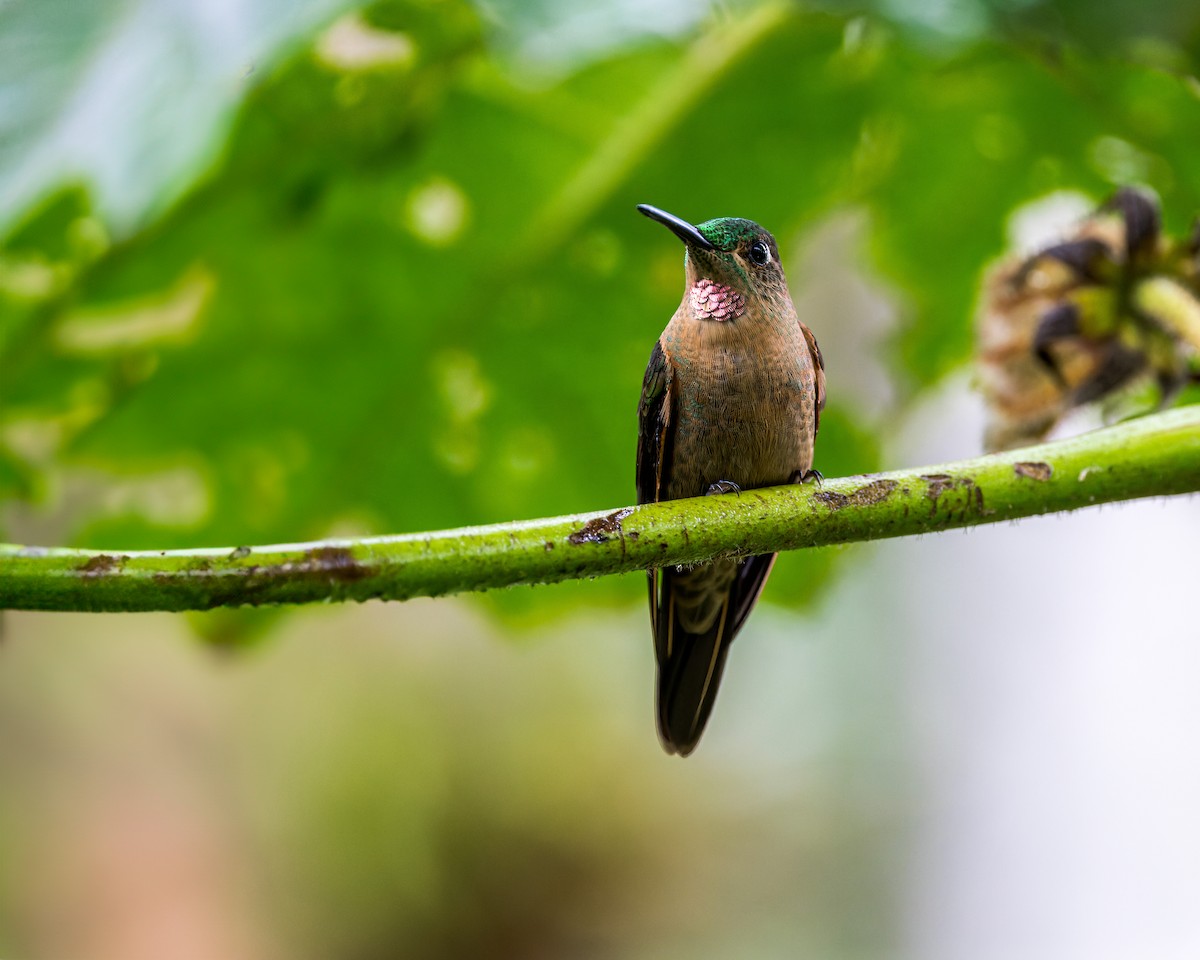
[653,553,777,756]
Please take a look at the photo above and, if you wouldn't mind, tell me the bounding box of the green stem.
[516,2,791,262]
[3,406,1199,613]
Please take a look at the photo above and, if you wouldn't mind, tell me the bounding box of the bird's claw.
[790,468,823,486]
[706,479,742,496]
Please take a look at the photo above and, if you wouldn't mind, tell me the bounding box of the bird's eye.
[748,240,770,266]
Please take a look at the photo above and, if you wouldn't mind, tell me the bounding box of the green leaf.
[0,0,360,233]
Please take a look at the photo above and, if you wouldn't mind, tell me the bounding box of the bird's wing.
[800,320,826,437]
[636,339,676,653]
[636,339,675,505]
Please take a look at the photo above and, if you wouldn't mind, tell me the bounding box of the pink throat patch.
[690,278,745,322]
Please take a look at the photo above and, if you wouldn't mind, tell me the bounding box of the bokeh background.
[3,1,1200,957]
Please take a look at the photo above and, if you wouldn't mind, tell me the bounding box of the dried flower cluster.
[977,188,1200,451]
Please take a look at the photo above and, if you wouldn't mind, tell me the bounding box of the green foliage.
[3,0,1200,618]
[0,0,360,230]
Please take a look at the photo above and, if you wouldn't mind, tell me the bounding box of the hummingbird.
[636,204,826,757]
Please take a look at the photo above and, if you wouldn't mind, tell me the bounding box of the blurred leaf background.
[4,1,1200,958]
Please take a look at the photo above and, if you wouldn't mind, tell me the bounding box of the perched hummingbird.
[636,204,825,757]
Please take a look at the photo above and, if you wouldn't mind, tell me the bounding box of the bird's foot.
[706,479,742,496]
[790,468,823,486]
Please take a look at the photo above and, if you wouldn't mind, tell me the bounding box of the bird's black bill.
[637,204,715,251]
